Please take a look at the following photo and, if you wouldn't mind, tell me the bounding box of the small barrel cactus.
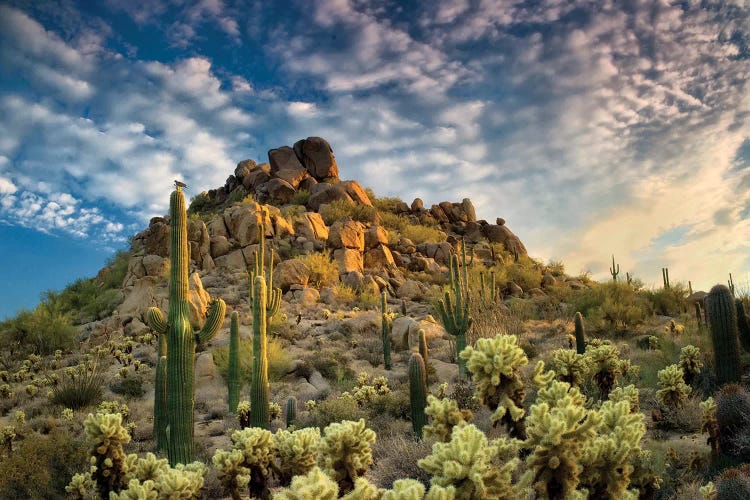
[706,284,742,385]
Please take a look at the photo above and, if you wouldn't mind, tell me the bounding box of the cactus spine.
[706,284,742,385]
[228,311,240,413]
[381,291,392,370]
[250,275,270,429]
[249,212,281,325]
[409,353,427,439]
[609,255,619,281]
[146,187,226,465]
[436,241,472,378]
[662,267,670,289]
[574,312,586,355]
[285,397,297,428]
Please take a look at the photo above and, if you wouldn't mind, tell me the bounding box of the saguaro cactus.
[285,397,297,429]
[228,311,240,413]
[381,291,392,370]
[436,242,472,378]
[574,312,586,355]
[409,353,427,439]
[736,299,750,352]
[706,284,742,385]
[249,212,281,325]
[609,255,620,281]
[250,275,270,429]
[146,187,226,465]
[662,267,670,289]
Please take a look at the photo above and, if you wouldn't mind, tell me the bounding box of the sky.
[1,0,750,318]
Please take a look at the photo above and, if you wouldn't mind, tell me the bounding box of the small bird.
[174,180,187,189]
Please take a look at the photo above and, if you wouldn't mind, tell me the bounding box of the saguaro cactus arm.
[147,307,168,336]
[609,255,620,281]
[196,298,227,344]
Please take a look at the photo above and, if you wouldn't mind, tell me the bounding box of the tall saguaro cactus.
[436,242,472,378]
[228,311,240,413]
[609,255,620,281]
[250,275,270,429]
[409,353,427,439]
[381,291,392,370]
[249,212,281,325]
[706,284,742,385]
[574,312,586,355]
[146,187,226,465]
[662,268,670,289]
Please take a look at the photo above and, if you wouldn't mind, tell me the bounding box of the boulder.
[392,316,420,350]
[293,287,320,306]
[416,242,453,265]
[142,218,169,257]
[234,159,257,181]
[342,271,378,295]
[293,137,339,180]
[265,178,297,204]
[333,248,364,274]
[507,281,523,297]
[396,279,425,300]
[482,224,527,257]
[142,254,167,277]
[273,259,311,292]
[328,220,365,251]
[364,225,389,250]
[408,256,442,273]
[273,214,295,238]
[187,272,211,328]
[294,213,329,241]
[210,235,233,258]
[364,244,396,270]
[223,204,266,247]
[541,273,557,288]
[307,184,353,211]
[340,180,372,206]
[242,167,271,191]
[269,146,304,176]
[214,248,247,269]
[207,215,229,239]
[411,198,424,211]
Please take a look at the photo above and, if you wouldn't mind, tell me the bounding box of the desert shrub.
[506,298,538,321]
[110,377,146,399]
[370,435,432,489]
[307,351,355,385]
[188,191,212,213]
[644,283,690,316]
[0,305,76,355]
[212,338,292,387]
[306,396,366,430]
[355,337,384,367]
[357,290,381,310]
[0,428,88,499]
[227,186,249,204]
[297,252,338,288]
[400,224,446,245]
[571,281,651,332]
[290,189,311,206]
[332,283,357,304]
[377,211,409,233]
[546,260,565,276]
[52,369,104,410]
[506,255,543,291]
[320,200,378,225]
[371,196,406,214]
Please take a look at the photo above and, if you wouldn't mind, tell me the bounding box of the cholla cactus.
[62,407,75,421]
[608,385,640,413]
[585,342,624,398]
[66,472,96,498]
[460,335,539,438]
[522,380,601,499]
[656,364,691,409]
[14,410,25,427]
[700,481,717,500]
[237,400,251,428]
[98,400,130,421]
[126,452,170,483]
[212,449,250,500]
[274,427,321,485]
[550,349,589,387]
[219,427,276,499]
[679,345,703,386]
[84,412,132,497]
[0,383,12,399]
[423,395,473,442]
[419,424,519,499]
[270,401,282,421]
[272,466,339,500]
[579,400,646,498]
[318,419,376,494]
[1,425,16,454]
[700,397,719,457]
[381,479,425,500]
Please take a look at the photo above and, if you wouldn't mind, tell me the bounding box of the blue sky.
[1,0,750,318]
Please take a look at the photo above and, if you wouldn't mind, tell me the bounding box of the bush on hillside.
[319,200,379,225]
[212,338,292,387]
[0,306,76,355]
[298,251,339,288]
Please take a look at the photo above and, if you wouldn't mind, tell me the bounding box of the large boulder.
[294,212,329,241]
[269,146,304,176]
[340,180,372,206]
[364,244,396,270]
[416,242,453,265]
[242,165,271,191]
[307,183,353,211]
[210,235,233,258]
[482,224,527,257]
[273,259,311,292]
[293,137,339,181]
[222,203,271,247]
[328,220,365,251]
[264,178,297,204]
[333,248,364,274]
[234,159,256,181]
[364,225,389,250]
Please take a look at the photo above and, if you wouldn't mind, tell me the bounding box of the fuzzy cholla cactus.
[679,345,703,386]
[522,380,601,499]
[656,364,691,409]
[419,423,519,499]
[112,462,206,499]
[216,427,275,499]
[318,419,376,494]
[212,448,250,500]
[272,466,339,500]
[585,342,624,398]
[423,395,473,442]
[608,385,641,413]
[84,412,132,497]
[274,427,321,485]
[700,397,719,457]
[459,334,530,438]
[237,400,251,428]
[550,348,589,387]
[579,400,646,498]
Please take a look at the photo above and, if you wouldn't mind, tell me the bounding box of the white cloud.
[0,176,17,194]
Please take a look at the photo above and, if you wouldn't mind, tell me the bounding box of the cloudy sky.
[1,0,749,317]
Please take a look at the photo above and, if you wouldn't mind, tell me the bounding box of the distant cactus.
[626,272,632,285]
[662,267,670,289]
[695,301,703,330]
[574,312,586,354]
[735,299,750,352]
[706,284,742,385]
[285,397,297,429]
[408,353,427,439]
[679,345,703,386]
[145,187,226,464]
[380,291,392,370]
[251,276,270,429]
[700,397,719,458]
[228,311,240,413]
[729,273,736,296]
[423,395,473,442]
[436,242,472,378]
[318,419,376,494]
[249,211,281,325]
[610,255,620,281]
[585,342,624,398]
[419,424,519,499]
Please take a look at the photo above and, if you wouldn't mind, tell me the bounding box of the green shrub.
[571,281,651,332]
[297,252,339,288]
[52,369,104,409]
[319,200,379,225]
[371,196,406,214]
[110,377,146,399]
[0,428,88,499]
[506,255,543,291]
[377,212,409,233]
[212,338,292,387]
[306,397,366,430]
[644,284,689,316]
[188,191,212,214]
[290,189,311,206]
[400,224,446,245]
[0,306,76,355]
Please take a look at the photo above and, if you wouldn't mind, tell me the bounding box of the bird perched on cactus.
[146,188,226,465]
